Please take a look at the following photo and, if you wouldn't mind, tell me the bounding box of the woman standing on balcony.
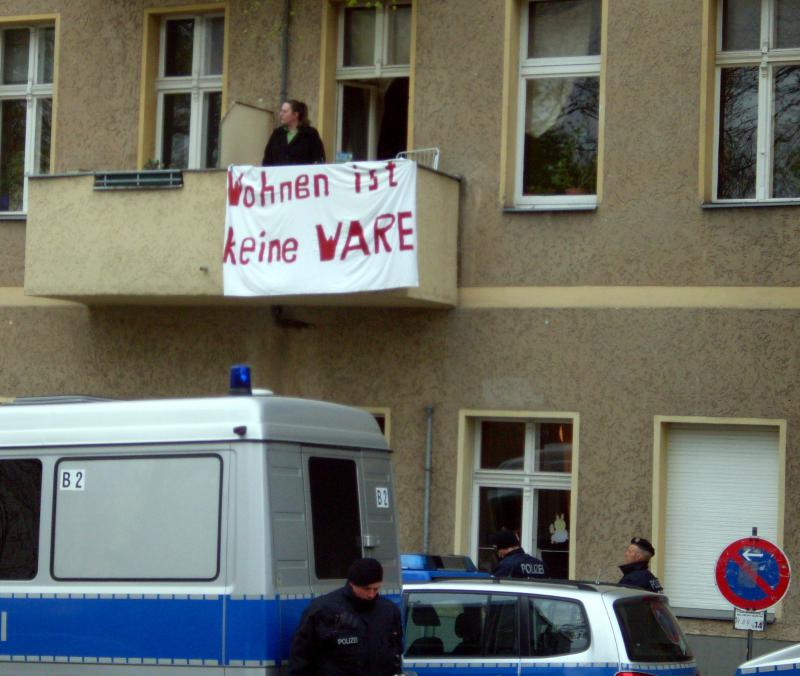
[261,100,326,166]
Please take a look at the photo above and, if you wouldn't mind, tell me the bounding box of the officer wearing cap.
[490,529,547,579]
[289,557,402,675]
[619,536,663,592]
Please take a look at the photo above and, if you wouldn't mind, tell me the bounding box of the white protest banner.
[223,160,418,296]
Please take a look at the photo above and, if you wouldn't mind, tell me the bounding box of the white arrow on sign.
[742,548,765,561]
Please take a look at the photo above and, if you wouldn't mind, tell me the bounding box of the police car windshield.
[613,596,693,662]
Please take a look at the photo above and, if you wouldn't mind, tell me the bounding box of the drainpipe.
[279,0,291,104]
[423,405,434,554]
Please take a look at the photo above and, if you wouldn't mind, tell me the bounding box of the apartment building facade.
[1,0,799,669]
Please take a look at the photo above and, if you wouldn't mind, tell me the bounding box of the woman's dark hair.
[285,99,310,127]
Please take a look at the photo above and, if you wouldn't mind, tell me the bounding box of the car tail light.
[615,672,656,676]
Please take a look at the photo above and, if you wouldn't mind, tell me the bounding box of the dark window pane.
[204,91,221,168]
[530,597,589,656]
[404,592,489,657]
[614,597,694,662]
[0,99,27,212]
[37,26,55,84]
[36,98,52,174]
[528,0,601,58]
[537,422,572,472]
[161,93,191,169]
[205,17,224,75]
[777,0,800,48]
[484,594,518,656]
[480,421,525,470]
[386,5,411,65]
[722,0,761,50]
[523,76,599,196]
[0,460,42,580]
[308,457,361,579]
[717,66,758,199]
[772,66,800,197]
[477,486,522,572]
[343,7,375,67]
[536,489,570,579]
[165,19,194,77]
[3,28,30,84]
[377,77,409,160]
[341,85,370,160]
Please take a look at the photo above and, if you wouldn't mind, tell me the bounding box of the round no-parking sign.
[715,537,791,611]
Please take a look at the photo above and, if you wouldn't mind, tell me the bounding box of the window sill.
[703,200,800,209]
[0,213,26,222]
[504,203,597,214]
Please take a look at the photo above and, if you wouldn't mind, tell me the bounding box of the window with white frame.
[472,418,573,579]
[0,25,53,214]
[336,1,410,162]
[155,14,223,169]
[516,0,601,207]
[715,0,800,201]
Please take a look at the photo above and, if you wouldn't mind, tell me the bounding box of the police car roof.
[0,394,389,450]
[402,577,660,599]
[737,642,800,673]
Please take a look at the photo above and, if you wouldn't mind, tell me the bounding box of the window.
[614,596,692,662]
[155,14,223,169]
[335,2,411,161]
[659,422,781,616]
[308,456,361,578]
[0,459,41,580]
[404,591,519,657]
[714,0,800,200]
[471,418,574,578]
[0,25,53,213]
[52,455,222,580]
[516,0,601,207]
[528,596,590,656]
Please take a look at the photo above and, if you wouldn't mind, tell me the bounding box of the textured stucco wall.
[0,222,25,286]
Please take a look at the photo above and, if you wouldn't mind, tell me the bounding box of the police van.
[0,366,399,675]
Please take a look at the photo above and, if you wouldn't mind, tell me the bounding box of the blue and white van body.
[0,392,399,675]
[736,643,800,676]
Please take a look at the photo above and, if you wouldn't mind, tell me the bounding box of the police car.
[402,578,697,676]
[736,643,800,676]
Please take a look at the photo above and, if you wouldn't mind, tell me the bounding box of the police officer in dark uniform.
[490,529,547,579]
[289,558,402,676]
[618,536,663,592]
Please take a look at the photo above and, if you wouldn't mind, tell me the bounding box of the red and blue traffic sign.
[715,537,791,611]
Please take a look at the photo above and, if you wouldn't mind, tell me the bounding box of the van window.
[404,592,519,658]
[0,459,41,580]
[528,596,590,656]
[52,454,222,580]
[308,457,361,579]
[614,596,693,662]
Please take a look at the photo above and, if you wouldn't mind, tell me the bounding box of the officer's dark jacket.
[289,584,402,676]
[618,560,663,592]
[492,547,547,579]
[261,125,326,166]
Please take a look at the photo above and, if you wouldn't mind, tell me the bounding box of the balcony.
[24,104,459,308]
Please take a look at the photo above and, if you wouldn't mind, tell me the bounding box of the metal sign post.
[715,528,792,661]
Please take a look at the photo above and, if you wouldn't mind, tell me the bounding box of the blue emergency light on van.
[401,553,491,583]
[0,377,399,676]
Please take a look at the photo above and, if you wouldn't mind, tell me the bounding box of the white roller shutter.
[664,424,779,613]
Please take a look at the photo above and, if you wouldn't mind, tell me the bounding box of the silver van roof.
[0,395,389,450]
